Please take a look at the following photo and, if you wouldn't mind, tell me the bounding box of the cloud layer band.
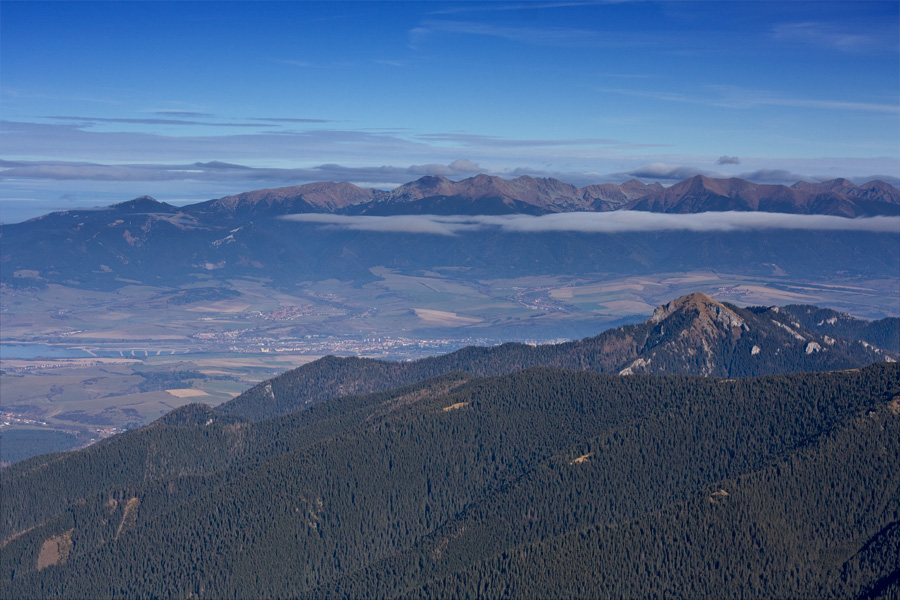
[283,212,900,235]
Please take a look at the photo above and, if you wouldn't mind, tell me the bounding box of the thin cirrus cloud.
[624,163,710,181]
[414,20,601,47]
[620,163,826,186]
[0,120,433,163]
[2,121,896,192]
[0,119,669,170]
[151,111,216,118]
[284,212,900,236]
[736,169,814,185]
[426,2,600,17]
[250,117,333,124]
[416,132,667,150]
[597,85,900,114]
[3,158,896,189]
[411,19,658,50]
[771,22,892,53]
[45,115,263,128]
[0,158,486,185]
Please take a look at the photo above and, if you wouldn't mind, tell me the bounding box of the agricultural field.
[0,352,320,464]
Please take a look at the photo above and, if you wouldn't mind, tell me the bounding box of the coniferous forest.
[2,360,898,598]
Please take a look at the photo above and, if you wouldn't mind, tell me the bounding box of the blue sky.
[1,1,898,222]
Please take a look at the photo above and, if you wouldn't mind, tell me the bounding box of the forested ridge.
[777,304,900,353]
[2,363,898,599]
[220,294,898,421]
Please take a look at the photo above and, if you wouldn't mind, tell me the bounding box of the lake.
[0,344,92,359]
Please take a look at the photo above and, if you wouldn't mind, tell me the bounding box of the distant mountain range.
[3,175,899,291]
[3,292,898,598]
[185,173,900,218]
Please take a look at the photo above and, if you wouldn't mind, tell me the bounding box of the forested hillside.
[2,364,898,598]
[778,304,900,353]
[220,293,897,421]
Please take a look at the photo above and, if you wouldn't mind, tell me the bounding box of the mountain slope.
[624,175,900,216]
[182,174,898,218]
[356,174,656,215]
[186,181,384,219]
[390,389,900,599]
[777,304,900,353]
[218,293,896,421]
[2,364,897,598]
[3,175,898,291]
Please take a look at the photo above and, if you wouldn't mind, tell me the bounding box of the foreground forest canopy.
[1,366,897,598]
[2,293,898,598]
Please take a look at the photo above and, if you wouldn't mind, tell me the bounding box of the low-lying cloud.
[284,212,900,236]
[626,163,710,180]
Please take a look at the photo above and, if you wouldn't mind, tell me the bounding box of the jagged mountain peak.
[215,293,897,421]
[791,178,857,194]
[650,292,746,331]
[630,293,752,376]
[621,174,900,216]
[651,291,717,316]
[389,174,459,200]
[371,173,588,214]
[615,292,896,377]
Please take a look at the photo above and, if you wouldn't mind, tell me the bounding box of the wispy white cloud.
[0,120,432,164]
[0,158,485,185]
[3,156,896,190]
[151,110,215,118]
[449,159,482,173]
[624,163,710,181]
[372,59,410,68]
[2,120,896,196]
[597,85,900,114]
[277,59,318,68]
[593,72,652,79]
[284,212,900,236]
[417,132,666,149]
[249,117,333,124]
[736,169,811,185]
[708,85,900,114]
[771,22,893,54]
[411,18,656,49]
[418,20,600,46]
[1,119,671,169]
[427,2,600,17]
[46,115,262,128]
[619,163,826,186]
